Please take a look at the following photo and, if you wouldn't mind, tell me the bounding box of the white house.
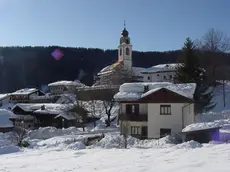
[141,63,180,82]
[48,80,86,95]
[114,82,196,139]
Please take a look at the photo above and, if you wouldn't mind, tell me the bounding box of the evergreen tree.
[174,38,215,113]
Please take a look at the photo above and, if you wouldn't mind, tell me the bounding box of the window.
[120,48,122,56]
[160,128,171,138]
[126,47,130,55]
[160,105,171,115]
[157,74,159,77]
[169,75,172,79]
[142,126,148,138]
[131,126,140,135]
[0,101,2,107]
[147,76,150,80]
[163,75,166,80]
[126,104,139,115]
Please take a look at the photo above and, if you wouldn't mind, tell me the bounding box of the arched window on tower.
[120,48,122,56]
[126,47,130,55]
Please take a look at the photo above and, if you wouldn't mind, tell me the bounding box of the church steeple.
[120,21,130,45]
[118,22,132,73]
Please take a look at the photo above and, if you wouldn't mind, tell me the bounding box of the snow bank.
[27,127,82,140]
[90,133,177,149]
[0,133,20,154]
[33,135,86,150]
[174,140,202,149]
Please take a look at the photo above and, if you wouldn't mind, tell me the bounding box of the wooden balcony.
[119,113,148,121]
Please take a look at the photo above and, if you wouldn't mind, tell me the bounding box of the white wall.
[147,103,194,138]
[120,121,147,136]
[142,71,175,82]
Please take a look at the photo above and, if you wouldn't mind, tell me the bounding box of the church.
[94,24,144,86]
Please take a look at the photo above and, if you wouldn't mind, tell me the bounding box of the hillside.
[0,47,180,92]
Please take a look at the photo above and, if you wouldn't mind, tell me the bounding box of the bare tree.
[196,28,230,107]
[11,124,28,147]
[103,98,115,127]
[70,102,89,131]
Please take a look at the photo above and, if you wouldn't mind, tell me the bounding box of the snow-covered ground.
[1,81,230,171]
[0,131,230,172]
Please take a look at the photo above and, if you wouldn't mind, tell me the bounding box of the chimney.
[41,105,45,110]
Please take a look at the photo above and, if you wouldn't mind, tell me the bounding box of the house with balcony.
[10,88,45,103]
[114,82,196,139]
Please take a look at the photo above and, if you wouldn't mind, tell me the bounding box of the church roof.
[98,60,124,75]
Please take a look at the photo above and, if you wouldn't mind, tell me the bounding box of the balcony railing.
[119,113,148,121]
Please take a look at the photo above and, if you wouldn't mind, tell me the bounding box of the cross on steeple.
[124,20,126,28]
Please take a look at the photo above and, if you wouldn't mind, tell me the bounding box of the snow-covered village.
[1,1,230,172]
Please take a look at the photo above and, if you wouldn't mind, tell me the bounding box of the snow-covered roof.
[55,112,78,120]
[141,63,181,73]
[11,88,38,95]
[12,103,72,113]
[114,82,196,101]
[98,61,124,75]
[48,80,85,87]
[0,109,17,119]
[0,94,9,100]
[0,115,13,128]
[56,94,77,104]
[182,122,222,132]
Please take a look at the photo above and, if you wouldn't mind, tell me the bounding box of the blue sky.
[0,0,230,51]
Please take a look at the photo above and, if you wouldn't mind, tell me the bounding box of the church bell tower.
[118,21,132,73]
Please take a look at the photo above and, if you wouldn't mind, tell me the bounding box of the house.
[48,80,86,95]
[141,63,180,83]
[11,103,81,129]
[10,88,45,103]
[114,82,196,139]
[95,23,144,86]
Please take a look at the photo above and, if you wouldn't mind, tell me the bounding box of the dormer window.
[120,48,122,56]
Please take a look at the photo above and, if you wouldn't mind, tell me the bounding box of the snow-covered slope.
[1,132,230,172]
[212,83,230,112]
